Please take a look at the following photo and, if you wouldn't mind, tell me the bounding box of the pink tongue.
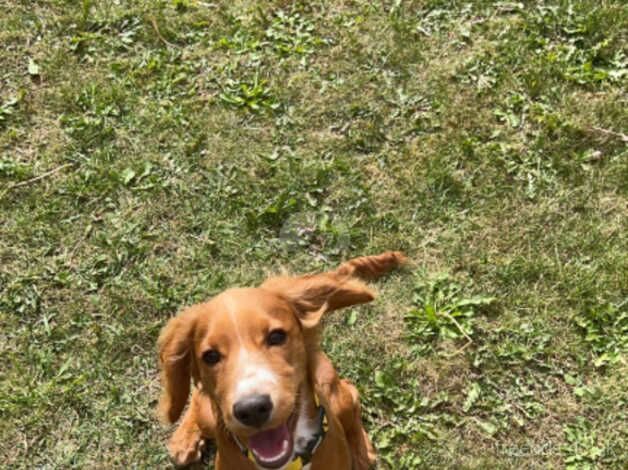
[248,424,289,460]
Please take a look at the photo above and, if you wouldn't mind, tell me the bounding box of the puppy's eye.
[267,329,287,346]
[202,349,221,365]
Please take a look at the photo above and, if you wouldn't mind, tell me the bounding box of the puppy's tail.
[335,251,406,280]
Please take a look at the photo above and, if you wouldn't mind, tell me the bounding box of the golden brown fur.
[157,251,405,469]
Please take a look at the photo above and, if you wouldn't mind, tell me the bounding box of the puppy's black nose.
[233,394,273,428]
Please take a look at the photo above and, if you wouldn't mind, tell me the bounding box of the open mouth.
[247,416,295,469]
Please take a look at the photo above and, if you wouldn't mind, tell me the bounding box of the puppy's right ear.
[261,274,375,329]
[157,307,199,424]
[261,251,406,330]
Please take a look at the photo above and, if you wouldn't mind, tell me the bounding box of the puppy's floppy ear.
[335,251,406,280]
[262,273,375,328]
[261,251,406,329]
[157,306,200,424]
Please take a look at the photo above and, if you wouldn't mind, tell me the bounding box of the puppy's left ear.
[261,273,375,329]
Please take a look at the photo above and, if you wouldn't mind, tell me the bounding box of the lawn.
[1,0,626,468]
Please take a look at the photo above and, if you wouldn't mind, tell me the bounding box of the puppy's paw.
[167,427,205,467]
[364,431,377,466]
[355,427,377,469]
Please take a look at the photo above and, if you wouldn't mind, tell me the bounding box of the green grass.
[1,0,626,468]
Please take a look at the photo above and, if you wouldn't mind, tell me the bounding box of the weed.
[0,96,20,128]
[562,417,608,469]
[219,75,279,112]
[405,272,495,354]
[264,10,320,57]
[575,300,628,367]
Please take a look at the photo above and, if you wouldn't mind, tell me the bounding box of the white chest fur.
[293,396,320,455]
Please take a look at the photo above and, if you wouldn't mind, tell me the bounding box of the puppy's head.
[157,270,375,468]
